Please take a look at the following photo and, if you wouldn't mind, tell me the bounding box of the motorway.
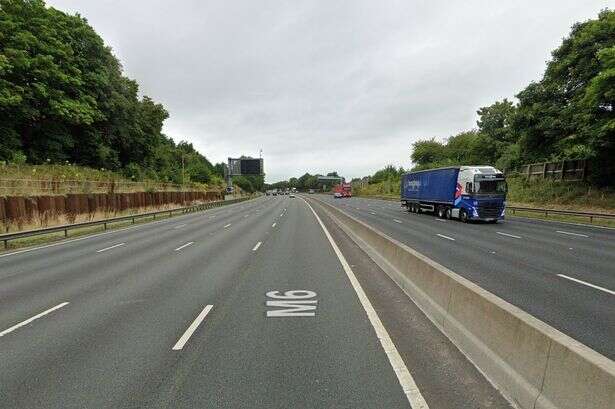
[316,194,615,360]
[0,195,513,409]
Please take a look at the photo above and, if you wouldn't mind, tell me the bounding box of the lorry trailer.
[400,166,507,222]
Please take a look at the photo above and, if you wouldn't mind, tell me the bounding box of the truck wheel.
[459,209,468,223]
[437,206,446,218]
[445,208,452,219]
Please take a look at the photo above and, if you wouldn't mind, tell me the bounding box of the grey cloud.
[48,0,612,181]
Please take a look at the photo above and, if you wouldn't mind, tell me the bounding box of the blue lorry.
[400,166,507,223]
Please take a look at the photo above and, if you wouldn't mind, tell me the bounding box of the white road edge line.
[224,223,232,228]
[496,232,521,239]
[302,198,429,409]
[96,242,126,253]
[0,302,69,338]
[557,274,615,296]
[556,230,589,238]
[271,222,277,228]
[174,242,194,251]
[437,234,455,241]
[172,305,214,350]
[252,241,262,251]
[393,219,402,224]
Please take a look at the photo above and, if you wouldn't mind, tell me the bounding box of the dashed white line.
[393,219,403,224]
[303,198,429,408]
[252,242,262,251]
[437,234,455,241]
[174,224,186,229]
[244,214,250,218]
[557,274,615,296]
[370,212,377,215]
[172,305,214,350]
[272,223,276,228]
[435,219,446,222]
[496,232,521,239]
[174,242,194,251]
[96,243,126,253]
[224,223,232,228]
[0,302,69,338]
[556,230,588,238]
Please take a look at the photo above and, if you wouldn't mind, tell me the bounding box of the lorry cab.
[453,166,507,222]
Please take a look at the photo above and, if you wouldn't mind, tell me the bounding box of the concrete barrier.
[309,197,615,409]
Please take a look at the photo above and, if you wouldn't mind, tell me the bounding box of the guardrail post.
[104,222,107,230]
[64,229,68,237]
[590,215,593,224]
[545,210,548,218]
[3,239,7,249]
[132,217,135,224]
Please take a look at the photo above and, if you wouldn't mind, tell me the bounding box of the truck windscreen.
[475,179,507,194]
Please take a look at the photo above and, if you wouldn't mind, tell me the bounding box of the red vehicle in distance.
[333,183,352,198]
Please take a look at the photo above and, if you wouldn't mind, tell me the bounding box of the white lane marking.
[303,199,429,408]
[172,305,214,350]
[209,215,215,219]
[0,200,254,259]
[496,232,521,239]
[272,223,277,228]
[556,230,588,238]
[174,224,186,229]
[96,243,126,253]
[174,242,194,251]
[0,302,69,338]
[370,212,377,215]
[252,241,262,251]
[435,219,446,222]
[280,213,284,217]
[437,234,455,241]
[393,219,402,224]
[557,274,615,296]
[244,214,250,218]
[224,223,232,228]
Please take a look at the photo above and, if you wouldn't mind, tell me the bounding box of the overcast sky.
[48,0,612,182]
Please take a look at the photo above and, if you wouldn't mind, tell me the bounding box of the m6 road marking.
[266,290,317,317]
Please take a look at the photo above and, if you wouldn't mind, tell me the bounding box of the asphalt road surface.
[0,195,512,409]
[316,194,615,360]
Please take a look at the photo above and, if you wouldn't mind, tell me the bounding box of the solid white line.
[557,274,615,296]
[96,243,125,253]
[437,234,455,241]
[224,223,232,228]
[252,242,262,251]
[302,199,429,408]
[556,230,588,238]
[435,219,446,222]
[496,231,522,239]
[272,223,277,227]
[172,305,214,350]
[393,219,402,224]
[370,212,377,215]
[0,302,69,338]
[174,224,186,229]
[174,242,194,251]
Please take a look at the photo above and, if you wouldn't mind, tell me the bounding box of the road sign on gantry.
[228,157,264,176]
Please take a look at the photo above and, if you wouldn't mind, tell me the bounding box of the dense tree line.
[411,9,615,185]
[266,172,341,191]
[0,0,224,186]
